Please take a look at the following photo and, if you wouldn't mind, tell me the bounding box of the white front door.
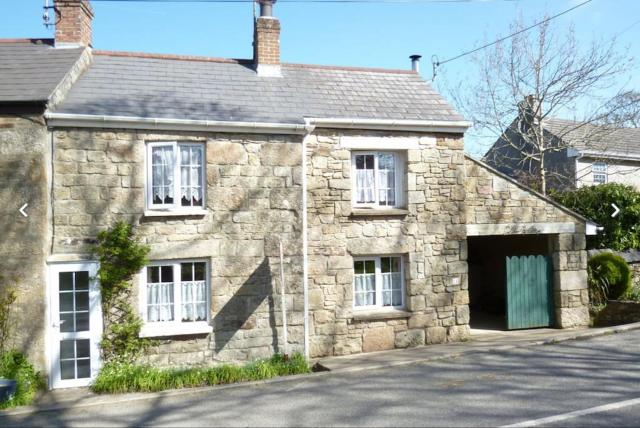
[48,263,102,389]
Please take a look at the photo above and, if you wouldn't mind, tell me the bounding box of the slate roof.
[0,39,84,103]
[543,117,640,158]
[52,51,465,124]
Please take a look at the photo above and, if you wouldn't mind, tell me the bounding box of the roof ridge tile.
[94,50,417,75]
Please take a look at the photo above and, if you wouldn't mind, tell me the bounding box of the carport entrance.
[467,235,554,331]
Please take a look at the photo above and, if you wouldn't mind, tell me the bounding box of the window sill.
[349,208,409,217]
[139,322,213,338]
[144,209,207,218]
[351,309,411,321]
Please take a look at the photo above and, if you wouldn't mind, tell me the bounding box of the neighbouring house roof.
[543,117,640,159]
[51,51,466,125]
[0,39,85,103]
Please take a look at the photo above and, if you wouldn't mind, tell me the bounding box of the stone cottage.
[0,0,595,389]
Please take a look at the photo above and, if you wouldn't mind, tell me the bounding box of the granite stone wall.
[47,127,591,369]
[52,129,305,365]
[0,114,50,371]
[465,156,582,227]
[305,130,470,357]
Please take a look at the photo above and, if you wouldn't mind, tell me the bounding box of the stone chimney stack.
[253,0,281,77]
[54,0,94,47]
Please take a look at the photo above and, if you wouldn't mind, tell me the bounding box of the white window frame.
[138,259,213,338]
[592,162,607,184]
[145,141,206,213]
[352,255,405,311]
[351,151,405,208]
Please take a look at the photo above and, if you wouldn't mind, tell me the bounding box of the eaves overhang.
[307,117,471,134]
[45,112,311,135]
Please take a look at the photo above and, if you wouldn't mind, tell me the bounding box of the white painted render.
[576,158,640,189]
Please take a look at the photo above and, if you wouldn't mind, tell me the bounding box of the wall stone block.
[395,329,425,348]
[362,326,395,352]
[425,326,447,344]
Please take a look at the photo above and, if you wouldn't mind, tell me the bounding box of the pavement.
[2,321,640,419]
[317,322,640,372]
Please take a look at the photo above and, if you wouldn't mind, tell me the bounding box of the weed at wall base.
[90,353,310,394]
[0,350,46,409]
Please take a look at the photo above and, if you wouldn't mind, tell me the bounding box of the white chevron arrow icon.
[611,203,620,218]
[19,203,28,218]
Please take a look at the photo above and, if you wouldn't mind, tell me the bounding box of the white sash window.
[592,162,607,185]
[147,142,205,212]
[353,256,404,310]
[140,260,212,338]
[352,152,403,208]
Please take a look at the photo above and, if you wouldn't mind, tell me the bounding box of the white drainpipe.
[279,239,288,356]
[302,120,315,361]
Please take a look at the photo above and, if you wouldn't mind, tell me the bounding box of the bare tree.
[449,16,635,195]
[604,91,640,127]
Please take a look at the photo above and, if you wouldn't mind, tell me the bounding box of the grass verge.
[91,353,310,394]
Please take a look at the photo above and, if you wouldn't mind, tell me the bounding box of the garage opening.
[467,234,552,331]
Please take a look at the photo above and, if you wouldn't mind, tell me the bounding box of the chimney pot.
[410,54,422,73]
[259,0,275,17]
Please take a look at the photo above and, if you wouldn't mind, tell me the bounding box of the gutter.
[307,118,471,133]
[44,113,310,135]
[570,149,640,163]
[45,113,472,135]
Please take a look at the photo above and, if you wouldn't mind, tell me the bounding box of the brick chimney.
[519,95,542,125]
[54,0,94,47]
[253,0,281,77]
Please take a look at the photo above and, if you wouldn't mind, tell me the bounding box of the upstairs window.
[146,142,205,211]
[593,162,607,185]
[352,152,404,208]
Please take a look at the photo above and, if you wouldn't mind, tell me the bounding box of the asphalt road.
[3,330,640,427]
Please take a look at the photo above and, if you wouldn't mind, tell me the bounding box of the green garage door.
[506,255,554,330]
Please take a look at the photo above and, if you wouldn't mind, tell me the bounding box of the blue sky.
[2,0,639,155]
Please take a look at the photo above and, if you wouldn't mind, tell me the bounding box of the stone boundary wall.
[595,300,640,326]
[632,263,640,290]
[52,128,305,366]
[306,130,469,357]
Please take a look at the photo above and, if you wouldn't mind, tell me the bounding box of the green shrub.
[551,183,640,251]
[0,350,46,409]
[95,221,150,306]
[588,252,632,304]
[91,353,310,394]
[0,284,17,356]
[94,222,153,363]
